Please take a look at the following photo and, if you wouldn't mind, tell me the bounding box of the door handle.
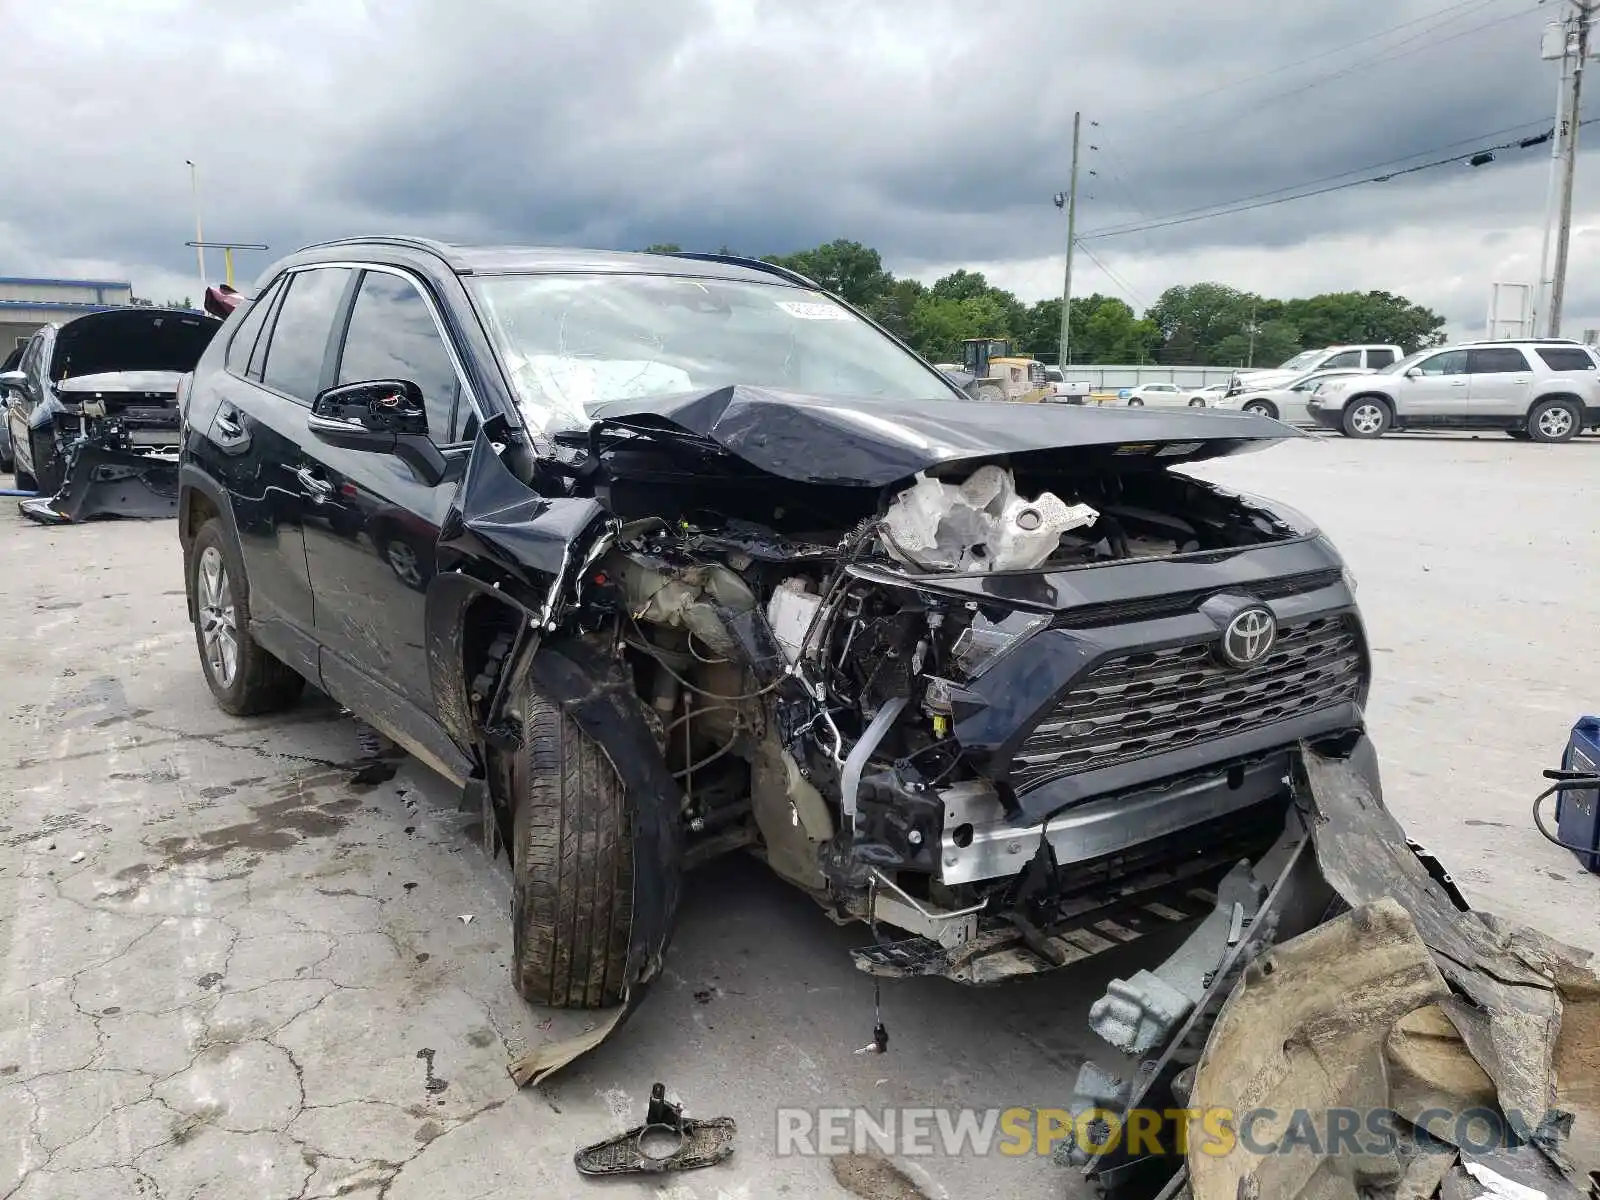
[1451,380,1467,386]
[215,408,244,436]
[294,466,334,503]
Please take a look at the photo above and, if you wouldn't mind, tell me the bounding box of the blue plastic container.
[1558,716,1600,874]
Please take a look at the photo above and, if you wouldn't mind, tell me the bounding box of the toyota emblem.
[1219,607,1276,669]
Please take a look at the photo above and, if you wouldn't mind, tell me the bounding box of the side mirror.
[0,369,26,390]
[308,379,447,486]
[1404,367,1423,378]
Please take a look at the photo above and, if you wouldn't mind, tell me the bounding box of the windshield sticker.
[776,300,854,321]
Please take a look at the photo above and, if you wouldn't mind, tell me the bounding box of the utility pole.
[1539,2,1593,336]
[1247,299,1258,368]
[1056,111,1082,370]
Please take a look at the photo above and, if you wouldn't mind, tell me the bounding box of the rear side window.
[1366,348,1396,368]
[224,278,284,376]
[1535,347,1596,372]
[261,267,355,402]
[1323,350,1362,368]
[1468,347,1530,374]
[336,271,464,442]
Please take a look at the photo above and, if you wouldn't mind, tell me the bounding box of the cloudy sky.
[3,0,1595,337]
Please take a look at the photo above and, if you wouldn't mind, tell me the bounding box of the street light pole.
[1056,111,1082,370]
[186,160,207,297]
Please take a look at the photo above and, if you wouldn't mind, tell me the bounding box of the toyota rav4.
[176,238,1378,1035]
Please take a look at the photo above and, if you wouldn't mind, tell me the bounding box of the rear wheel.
[1243,399,1278,419]
[188,519,306,715]
[1341,398,1391,439]
[1527,398,1580,443]
[511,682,635,1009]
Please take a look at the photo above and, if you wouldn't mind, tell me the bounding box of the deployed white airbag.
[881,465,1098,573]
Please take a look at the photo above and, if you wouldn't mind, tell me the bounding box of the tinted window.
[1536,347,1596,372]
[1323,350,1362,368]
[1366,348,1396,368]
[261,267,354,402]
[337,272,462,442]
[1468,347,1530,374]
[1416,350,1468,376]
[225,277,283,375]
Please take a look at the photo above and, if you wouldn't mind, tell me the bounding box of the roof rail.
[297,235,458,261]
[669,251,820,290]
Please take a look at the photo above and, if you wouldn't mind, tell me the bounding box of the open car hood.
[49,308,219,383]
[587,385,1302,487]
[57,371,185,398]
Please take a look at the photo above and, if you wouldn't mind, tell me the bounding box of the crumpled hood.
[588,384,1302,486]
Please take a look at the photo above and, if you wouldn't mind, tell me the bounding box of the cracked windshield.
[469,273,955,434]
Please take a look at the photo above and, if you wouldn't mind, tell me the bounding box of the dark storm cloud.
[0,0,1584,302]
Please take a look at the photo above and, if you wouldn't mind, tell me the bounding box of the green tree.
[864,277,928,344]
[762,239,892,309]
[1281,290,1445,352]
[643,243,683,253]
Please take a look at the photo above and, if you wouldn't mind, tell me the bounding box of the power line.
[1160,1,1545,140]
[1082,120,1573,241]
[1073,240,1151,309]
[1168,0,1511,111]
[1081,118,1555,238]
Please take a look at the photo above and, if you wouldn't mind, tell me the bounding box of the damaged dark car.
[176,241,1600,1196]
[2,306,221,523]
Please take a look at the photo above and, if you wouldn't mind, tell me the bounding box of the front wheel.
[1341,399,1391,439]
[1188,397,1206,407]
[1527,398,1581,443]
[188,519,306,716]
[1127,397,1144,407]
[511,683,637,1009]
[1243,400,1278,419]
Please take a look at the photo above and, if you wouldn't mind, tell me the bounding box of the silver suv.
[1306,340,1600,442]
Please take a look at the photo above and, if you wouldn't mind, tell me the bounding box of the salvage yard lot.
[2,431,1597,1200]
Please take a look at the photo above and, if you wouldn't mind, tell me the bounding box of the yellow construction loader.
[958,337,1052,403]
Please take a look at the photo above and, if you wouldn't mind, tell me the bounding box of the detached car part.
[573,1082,736,1176]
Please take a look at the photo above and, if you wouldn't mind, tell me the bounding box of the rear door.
[1400,348,1469,417]
[301,266,478,779]
[1466,346,1533,416]
[204,265,356,680]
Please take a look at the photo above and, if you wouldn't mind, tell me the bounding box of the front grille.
[1010,615,1363,792]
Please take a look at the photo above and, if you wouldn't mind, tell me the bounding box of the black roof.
[296,236,809,288]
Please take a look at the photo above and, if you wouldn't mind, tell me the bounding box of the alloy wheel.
[198,545,239,688]
[1537,406,1574,440]
[1351,404,1385,435]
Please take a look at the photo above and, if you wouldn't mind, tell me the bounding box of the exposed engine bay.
[569,411,1331,981]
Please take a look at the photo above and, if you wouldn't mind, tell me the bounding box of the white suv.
[1306,340,1600,442]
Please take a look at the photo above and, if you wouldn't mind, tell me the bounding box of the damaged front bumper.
[19,441,180,525]
[1062,739,1600,1200]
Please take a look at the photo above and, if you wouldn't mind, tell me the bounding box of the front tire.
[1243,399,1278,419]
[1341,398,1391,439]
[188,519,306,716]
[29,433,63,495]
[1127,397,1144,407]
[1527,398,1581,443]
[511,683,635,1009]
[1188,397,1206,407]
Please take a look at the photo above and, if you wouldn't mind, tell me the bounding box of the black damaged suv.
[179,237,1375,1019]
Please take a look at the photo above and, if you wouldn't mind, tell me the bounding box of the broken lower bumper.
[19,443,180,525]
[1064,738,1600,1199]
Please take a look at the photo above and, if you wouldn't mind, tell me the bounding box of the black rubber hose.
[1531,774,1600,854]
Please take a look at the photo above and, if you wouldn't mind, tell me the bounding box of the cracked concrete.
[3,438,1598,1199]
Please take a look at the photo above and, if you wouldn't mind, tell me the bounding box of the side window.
[1468,347,1530,374]
[261,267,355,402]
[1366,348,1396,368]
[1535,347,1596,372]
[1323,350,1362,368]
[336,271,464,442]
[1416,350,1468,376]
[224,277,284,376]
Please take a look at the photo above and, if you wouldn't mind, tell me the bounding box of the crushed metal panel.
[1186,898,1450,1200]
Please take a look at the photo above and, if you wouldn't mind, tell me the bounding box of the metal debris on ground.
[573,1082,735,1176]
